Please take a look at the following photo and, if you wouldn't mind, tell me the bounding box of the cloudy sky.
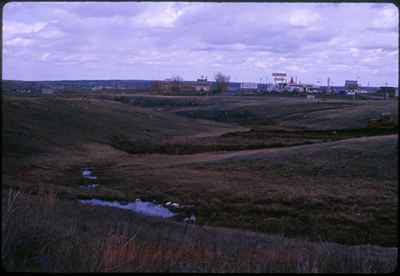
[2,1,398,86]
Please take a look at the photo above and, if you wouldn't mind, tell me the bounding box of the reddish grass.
[1,188,397,273]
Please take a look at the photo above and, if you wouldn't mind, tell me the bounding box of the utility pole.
[384,82,388,100]
[327,77,330,93]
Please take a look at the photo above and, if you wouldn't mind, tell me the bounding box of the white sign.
[272,73,287,77]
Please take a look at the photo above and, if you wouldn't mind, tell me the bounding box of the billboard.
[272,73,287,84]
[272,73,287,77]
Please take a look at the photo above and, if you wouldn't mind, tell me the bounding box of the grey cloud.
[2,2,398,86]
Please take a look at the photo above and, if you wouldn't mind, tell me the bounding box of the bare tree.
[214,72,230,94]
[171,76,183,93]
[151,80,162,94]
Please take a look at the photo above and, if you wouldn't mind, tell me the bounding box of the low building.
[287,84,306,93]
[345,80,358,92]
[195,76,211,92]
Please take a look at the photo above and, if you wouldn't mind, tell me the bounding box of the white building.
[195,76,211,92]
[287,84,306,93]
[306,85,321,93]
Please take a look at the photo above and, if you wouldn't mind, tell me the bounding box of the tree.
[151,80,162,94]
[171,76,183,93]
[214,72,230,94]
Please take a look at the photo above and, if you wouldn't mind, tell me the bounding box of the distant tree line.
[150,72,231,95]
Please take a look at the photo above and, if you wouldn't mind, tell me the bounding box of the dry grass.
[3,135,397,247]
[2,95,398,272]
[1,188,397,272]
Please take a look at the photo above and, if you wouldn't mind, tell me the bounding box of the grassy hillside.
[204,134,398,180]
[175,99,398,130]
[100,94,398,130]
[2,94,397,272]
[2,96,239,158]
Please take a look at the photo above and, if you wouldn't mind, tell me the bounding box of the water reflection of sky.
[80,198,176,218]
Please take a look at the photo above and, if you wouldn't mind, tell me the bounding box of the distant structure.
[304,84,321,93]
[344,80,358,94]
[285,76,321,93]
[266,73,323,93]
[326,77,333,93]
[287,77,305,93]
[272,72,287,90]
[195,76,211,92]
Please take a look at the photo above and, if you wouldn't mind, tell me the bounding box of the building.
[284,77,322,93]
[286,77,306,93]
[344,80,358,92]
[195,76,211,92]
[272,73,287,90]
[287,84,306,93]
[304,84,321,93]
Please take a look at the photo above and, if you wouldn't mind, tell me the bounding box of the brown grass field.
[2,93,398,272]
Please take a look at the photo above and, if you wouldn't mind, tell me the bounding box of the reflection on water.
[82,168,97,180]
[79,184,98,189]
[79,198,176,218]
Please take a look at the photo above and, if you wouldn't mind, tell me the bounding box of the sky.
[2,1,399,86]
